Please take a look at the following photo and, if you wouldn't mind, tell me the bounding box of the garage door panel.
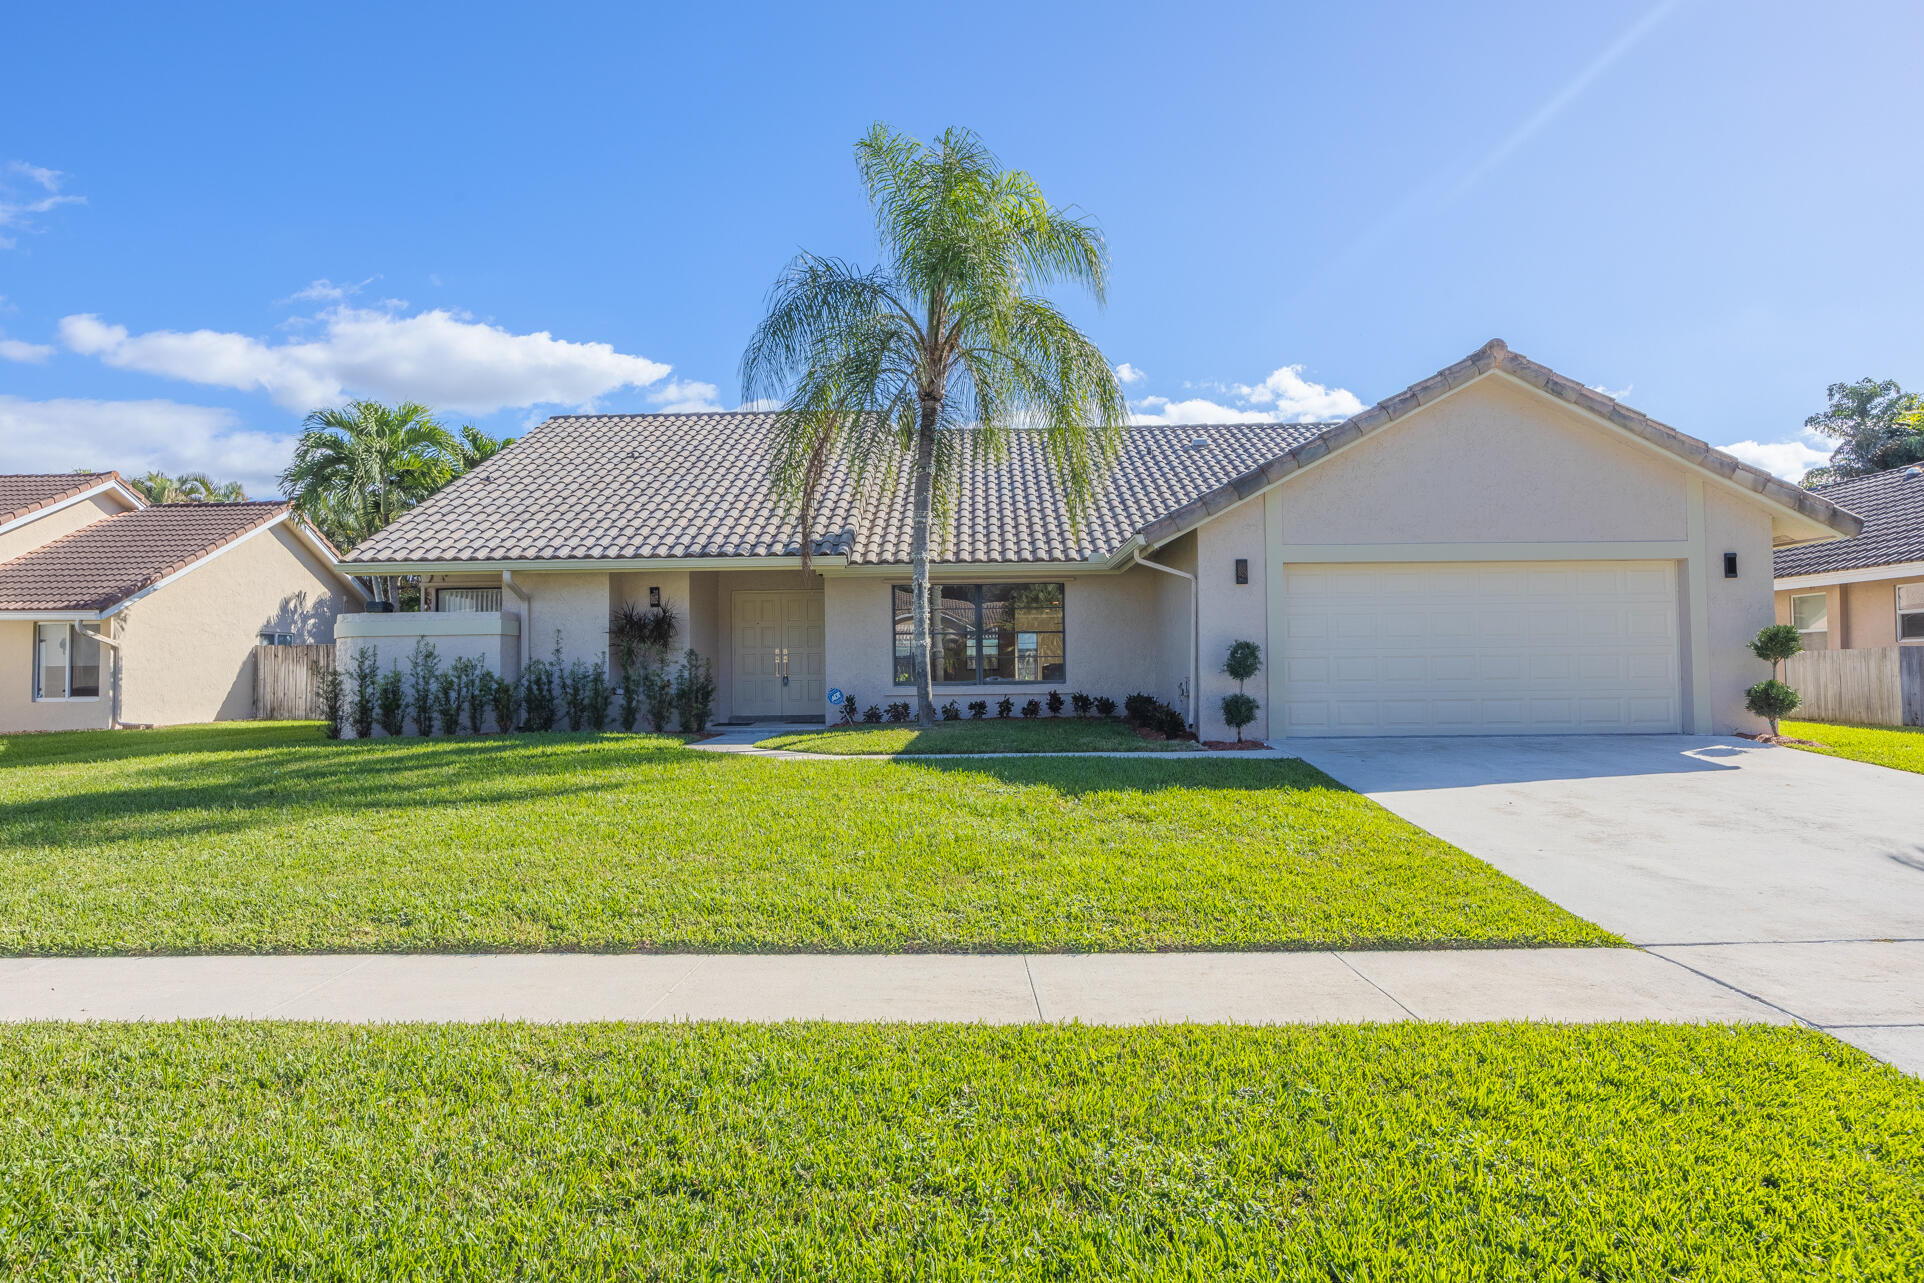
[1282,560,1680,736]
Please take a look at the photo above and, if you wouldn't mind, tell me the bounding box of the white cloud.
[0,161,84,249]
[1587,382,1634,400]
[1717,432,1832,482]
[282,276,378,304]
[1114,362,1145,385]
[647,378,724,413]
[59,306,676,415]
[1129,363,1364,425]
[0,337,54,363]
[0,396,294,497]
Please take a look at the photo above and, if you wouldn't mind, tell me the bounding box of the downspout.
[501,570,531,672]
[74,619,122,729]
[1131,547,1198,733]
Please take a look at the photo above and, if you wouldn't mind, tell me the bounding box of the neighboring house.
[340,340,1861,740]
[1772,464,1924,652]
[0,473,365,733]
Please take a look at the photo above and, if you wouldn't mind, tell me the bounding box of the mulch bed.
[1736,732,1824,748]
[1201,739,1269,751]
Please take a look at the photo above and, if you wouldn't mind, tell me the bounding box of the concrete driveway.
[1291,735,1924,1074]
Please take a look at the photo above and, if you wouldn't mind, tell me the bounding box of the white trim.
[0,610,100,621]
[1272,540,1694,563]
[344,554,819,575]
[1773,560,1924,591]
[0,478,146,538]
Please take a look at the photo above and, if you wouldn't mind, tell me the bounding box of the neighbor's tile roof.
[343,414,1329,566]
[0,472,128,526]
[0,502,289,611]
[1772,465,1924,577]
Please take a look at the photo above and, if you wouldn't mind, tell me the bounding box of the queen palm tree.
[742,124,1126,725]
[131,470,248,503]
[453,423,514,471]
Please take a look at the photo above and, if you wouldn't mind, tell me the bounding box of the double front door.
[732,591,825,719]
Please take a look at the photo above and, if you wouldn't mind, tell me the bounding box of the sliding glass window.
[892,583,1065,685]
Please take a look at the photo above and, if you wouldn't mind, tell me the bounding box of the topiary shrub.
[1747,624,1805,734]
[1221,692,1259,743]
[1220,639,1263,742]
[1746,679,1801,736]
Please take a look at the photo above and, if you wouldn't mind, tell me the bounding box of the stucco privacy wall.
[0,619,114,732]
[118,523,356,726]
[514,571,613,671]
[823,564,1180,719]
[335,612,521,734]
[0,489,136,564]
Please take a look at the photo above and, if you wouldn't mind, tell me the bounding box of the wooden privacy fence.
[254,643,335,720]
[1784,646,1924,727]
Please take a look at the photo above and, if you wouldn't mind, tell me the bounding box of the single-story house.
[1772,464,1923,651]
[339,340,1862,739]
[0,472,365,733]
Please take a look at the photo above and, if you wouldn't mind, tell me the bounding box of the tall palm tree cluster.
[129,471,249,503]
[743,124,1125,725]
[277,401,511,601]
[1802,377,1924,486]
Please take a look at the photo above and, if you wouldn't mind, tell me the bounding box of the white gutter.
[1131,548,1198,732]
[501,569,532,669]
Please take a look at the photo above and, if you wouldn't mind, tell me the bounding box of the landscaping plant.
[406,639,440,737]
[1093,695,1116,718]
[618,662,643,732]
[673,649,716,733]
[1020,699,1041,718]
[1069,691,1093,717]
[940,700,960,721]
[967,699,988,719]
[586,660,613,731]
[885,702,912,723]
[1221,639,1263,742]
[489,668,522,734]
[311,657,345,739]
[520,658,557,731]
[347,645,379,740]
[642,664,676,732]
[376,664,406,739]
[862,704,884,724]
[996,696,1014,718]
[1046,689,1065,717]
[472,669,498,734]
[838,698,861,726]
[432,671,461,736]
[558,662,587,732]
[1746,623,1804,735]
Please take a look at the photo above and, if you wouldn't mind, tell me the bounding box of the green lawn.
[0,722,1610,954]
[2,1022,1917,1279]
[1783,719,1924,775]
[759,717,1199,754]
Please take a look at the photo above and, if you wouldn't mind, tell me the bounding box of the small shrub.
[313,657,345,739]
[433,671,461,736]
[995,696,1014,718]
[673,649,717,733]
[1223,640,1263,686]
[1221,692,1260,743]
[940,700,960,721]
[1020,699,1041,718]
[618,662,643,732]
[1151,703,1187,739]
[585,659,613,731]
[642,663,676,732]
[1045,689,1065,717]
[1092,695,1116,718]
[347,644,379,740]
[466,664,492,734]
[885,701,912,723]
[490,668,522,733]
[838,697,861,726]
[521,658,557,731]
[1069,691,1093,717]
[967,699,988,719]
[1122,692,1160,728]
[862,704,884,724]
[559,661,590,731]
[1746,679,1801,735]
[376,664,406,738]
[406,639,440,737]
[1750,623,1803,676]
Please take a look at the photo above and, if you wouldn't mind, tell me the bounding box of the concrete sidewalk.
[0,947,1794,1027]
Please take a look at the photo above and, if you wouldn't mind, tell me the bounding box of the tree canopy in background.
[129,471,249,503]
[1800,377,1924,486]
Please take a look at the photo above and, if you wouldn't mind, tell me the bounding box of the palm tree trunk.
[908,416,939,727]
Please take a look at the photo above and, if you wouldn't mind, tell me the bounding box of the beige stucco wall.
[1775,575,1924,650]
[1277,376,1689,547]
[1701,485,1775,733]
[116,523,358,726]
[822,565,1178,721]
[0,620,115,733]
[1192,502,1269,741]
[0,489,137,564]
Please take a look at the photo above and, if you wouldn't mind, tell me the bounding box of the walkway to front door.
[731,590,825,720]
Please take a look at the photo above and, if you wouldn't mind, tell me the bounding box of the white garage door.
[1281,561,1681,736]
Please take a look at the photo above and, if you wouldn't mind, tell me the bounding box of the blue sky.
[4,0,1920,496]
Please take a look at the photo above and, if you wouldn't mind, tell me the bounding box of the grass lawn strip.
[1782,719,1924,775]
[0,722,1613,954]
[757,718,1199,754]
[2,1022,1918,1279]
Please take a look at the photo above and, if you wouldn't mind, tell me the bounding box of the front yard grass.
[1782,719,1924,775]
[2,1022,1918,1279]
[758,717,1198,754]
[0,722,1611,954]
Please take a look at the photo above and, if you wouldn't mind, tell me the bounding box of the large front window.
[893,583,1065,685]
[34,623,101,701]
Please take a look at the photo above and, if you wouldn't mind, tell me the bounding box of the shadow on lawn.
[883,753,1346,799]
